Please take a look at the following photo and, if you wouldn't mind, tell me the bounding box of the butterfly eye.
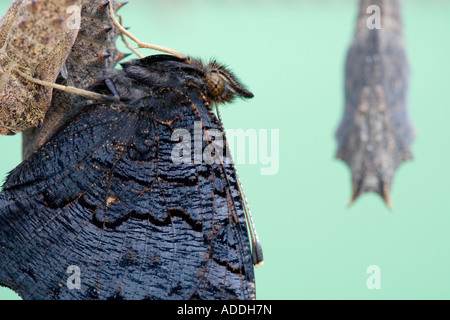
[207,72,225,97]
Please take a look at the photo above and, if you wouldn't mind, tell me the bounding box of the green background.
[1,0,450,300]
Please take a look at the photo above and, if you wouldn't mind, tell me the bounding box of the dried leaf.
[22,0,128,158]
[0,0,82,135]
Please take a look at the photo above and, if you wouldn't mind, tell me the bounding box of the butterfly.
[0,54,261,300]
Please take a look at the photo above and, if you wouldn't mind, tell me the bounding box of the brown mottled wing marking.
[336,0,414,207]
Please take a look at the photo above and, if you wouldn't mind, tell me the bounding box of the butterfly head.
[107,55,254,107]
[190,59,254,106]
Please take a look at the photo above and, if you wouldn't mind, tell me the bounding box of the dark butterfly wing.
[0,88,255,299]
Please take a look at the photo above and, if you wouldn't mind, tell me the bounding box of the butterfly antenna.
[216,105,264,267]
[108,2,190,62]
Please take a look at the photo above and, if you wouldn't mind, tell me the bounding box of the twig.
[14,68,118,102]
[108,2,190,62]
[118,15,144,58]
